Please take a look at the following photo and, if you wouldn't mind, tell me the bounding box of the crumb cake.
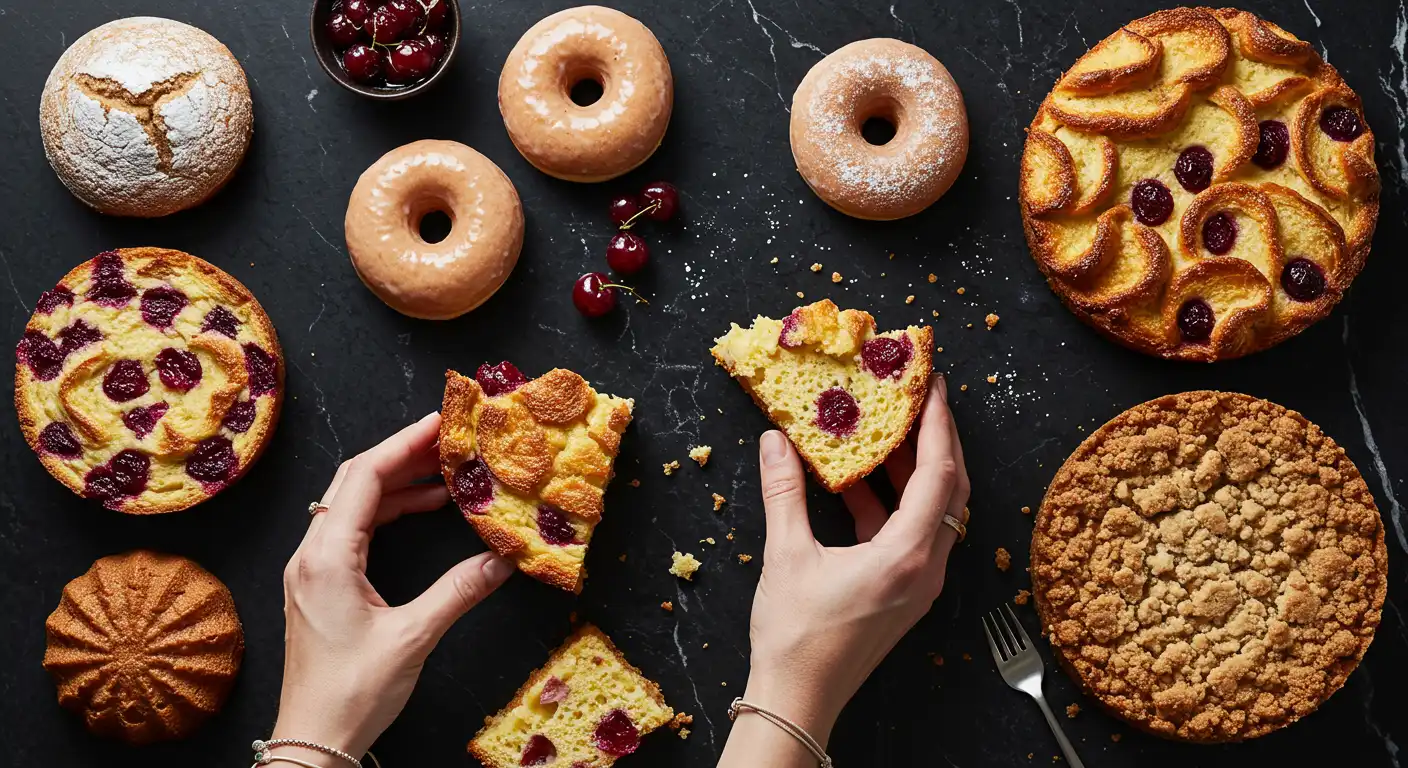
[15,248,283,513]
[710,300,932,492]
[469,624,673,767]
[440,363,633,593]
[1019,8,1378,361]
[44,550,244,743]
[1031,392,1387,741]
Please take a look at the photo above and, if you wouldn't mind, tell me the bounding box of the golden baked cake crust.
[711,300,932,493]
[43,550,244,744]
[1031,391,1387,741]
[469,624,672,767]
[14,248,284,514]
[440,364,633,593]
[1020,8,1378,361]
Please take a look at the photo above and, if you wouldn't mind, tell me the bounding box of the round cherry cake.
[1020,8,1378,362]
[15,248,283,513]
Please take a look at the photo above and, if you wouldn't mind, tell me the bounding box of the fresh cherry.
[536,505,576,546]
[1319,106,1364,142]
[1130,179,1173,226]
[606,232,649,274]
[202,306,240,339]
[1174,146,1213,193]
[417,32,446,62]
[124,402,170,439]
[1253,120,1289,169]
[102,359,150,402]
[593,710,642,756]
[476,361,528,396]
[1202,212,1238,255]
[327,12,362,48]
[1177,299,1215,342]
[640,181,679,222]
[186,436,237,485]
[140,286,188,329]
[343,0,374,27]
[1282,257,1328,302]
[573,272,617,317]
[36,286,74,315]
[609,195,642,225]
[342,44,382,83]
[521,734,557,766]
[39,422,82,458]
[155,348,202,391]
[370,3,412,44]
[385,39,436,83]
[451,458,495,514]
[222,400,257,433]
[421,0,450,31]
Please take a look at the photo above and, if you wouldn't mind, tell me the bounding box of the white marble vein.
[1304,0,1323,27]
[291,358,344,465]
[1006,0,1024,46]
[0,250,28,314]
[1344,318,1407,555]
[672,621,718,746]
[1380,0,1408,189]
[291,203,342,255]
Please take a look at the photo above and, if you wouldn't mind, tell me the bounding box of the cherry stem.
[603,282,649,306]
[618,200,661,231]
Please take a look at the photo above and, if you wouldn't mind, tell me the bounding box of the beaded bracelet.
[728,698,834,768]
[251,739,383,768]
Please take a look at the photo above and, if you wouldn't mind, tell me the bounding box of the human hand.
[720,375,969,763]
[270,412,514,765]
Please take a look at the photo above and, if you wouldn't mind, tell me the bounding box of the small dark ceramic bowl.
[309,0,460,100]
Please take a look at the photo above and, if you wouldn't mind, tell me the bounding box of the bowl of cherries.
[310,0,458,99]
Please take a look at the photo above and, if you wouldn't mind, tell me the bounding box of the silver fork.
[983,604,1085,768]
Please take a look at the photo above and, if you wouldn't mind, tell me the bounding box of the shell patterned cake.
[1032,392,1387,741]
[14,248,283,513]
[1019,7,1378,362]
[469,624,673,767]
[440,363,633,593]
[43,550,245,744]
[711,300,932,492]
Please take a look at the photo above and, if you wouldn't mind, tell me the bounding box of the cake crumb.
[702,537,716,545]
[905,295,915,304]
[889,253,895,260]
[660,601,673,612]
[1015,589,1032,605]
[618,554,627,562]
[936,346,944,353]
[770,257,779,264]
[726,531,735,541]
[957,287,966,295]
[662,460,680,476]
[712,493,727,511]
[678,728,690,740]
[1021,505,1032,515]
[737,554,753,564]
[688,445,712,467]
[932,310,939,317]
[669,712,694,730]
[960,384,969,392]
[987,375,998,384]
[1066,704,1080,718]
[670,552,701,580]
[966,323,974,329]
[810,262,823,272]
[995,547,1012,571]
[962,653,972,662]
[720,681,727,687]
[629,479,641,487]
[702,642,709,649]
[1110,734,1122,743]
[927,273,937,283]
[985,313,1000,329]
[796,291,804,298]
[831,271,842,283]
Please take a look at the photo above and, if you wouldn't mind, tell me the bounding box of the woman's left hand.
[270,412,514,764]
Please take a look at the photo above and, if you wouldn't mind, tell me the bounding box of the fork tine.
[1004,604,1034,650]
[994,607,1022,653]
[982,613,1008,662]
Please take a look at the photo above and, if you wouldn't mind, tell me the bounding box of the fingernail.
[933,373,947,401]
[483,554,513,583]
[760,431,790,466]
[422,411,441,422]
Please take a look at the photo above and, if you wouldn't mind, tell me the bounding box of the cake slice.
[469,624,673,767]
[440,363,633,593]
[711,300,932,492]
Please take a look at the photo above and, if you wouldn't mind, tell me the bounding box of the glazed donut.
[790,38,969,220]
[499,6,673,182]
[345,140,524,320]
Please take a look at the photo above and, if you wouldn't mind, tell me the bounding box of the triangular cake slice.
[440,363,633,593]
[711,300,932,492]
[469,624,673,767]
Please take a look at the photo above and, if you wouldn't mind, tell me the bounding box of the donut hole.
[861,117,898,146]
[417,209,454,244]
[569,76,605,107]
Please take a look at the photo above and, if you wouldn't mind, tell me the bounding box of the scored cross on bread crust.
[439,365,633,593]
[1020,7,1378,362]
[711,300,932,493]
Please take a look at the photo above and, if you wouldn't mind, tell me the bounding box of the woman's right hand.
[719,374,969,766]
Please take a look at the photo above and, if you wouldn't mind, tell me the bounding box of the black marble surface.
[2,1,1406,766]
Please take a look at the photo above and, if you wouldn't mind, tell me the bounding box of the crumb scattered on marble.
[962,653,972,662]
[669,712,693,730]
[702,537,716,545]
[831,271,842,283]
[770,257,778,264]
[629,479,641,487]
[936,346,944,353]
[1021,505,1032,515]
[720,681,727,687]
[678,729,690,740]
[726,531,735,541]
[712,493,727,511]
[796,291,805,298]
[985,313,1000,329]
[702,642,709,649]
[689,445,712,467]
[660,601,673,612]
[1015,589,1031,605]
[957,287,966,295]
[987,375,998,384]
[905,295,915,304]
[737,554,753,564]
[966,323,974,329]
[927,273,937,283]
[995,547,1011,572]
[618,554,627,562]
[1110,734,1122,742]
[810,262,823,272]
[960,384,969,391]
[670,551,702,580]
[1066,704,1080,718]
[662,460,680,476]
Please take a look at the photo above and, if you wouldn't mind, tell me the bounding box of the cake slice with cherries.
[439,363,632,593]
[711,300,932,492]
[469,624,673,767]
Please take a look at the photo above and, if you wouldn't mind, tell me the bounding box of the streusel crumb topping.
[1032,391,1386,742]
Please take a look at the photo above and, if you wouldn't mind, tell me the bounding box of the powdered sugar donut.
[790,38,968,220]
[39,17,253,218]
[499,6,673,182]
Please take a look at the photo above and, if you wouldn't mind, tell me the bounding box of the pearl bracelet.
[728,697,834,768]
[251,738,382,768]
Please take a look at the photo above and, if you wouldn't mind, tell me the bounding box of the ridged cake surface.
[469,624,673,767]
[440,364,634,593]
[711,300,932,492]
[43,550,244,744]
[14,248,283,513]
[1020,7,1378,361]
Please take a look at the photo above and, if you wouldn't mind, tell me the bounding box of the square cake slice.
[440,363,633,593]
[711,300,932,492]
[469,624,673,767]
